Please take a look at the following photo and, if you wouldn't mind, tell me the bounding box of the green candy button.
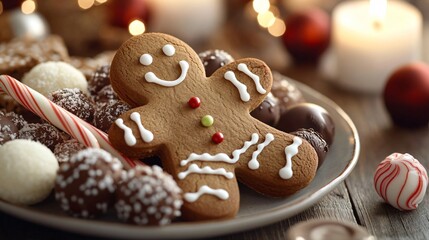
[201,115,214,127]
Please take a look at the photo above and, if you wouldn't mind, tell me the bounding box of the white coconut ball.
[22,61,88,96]
[0,139,59,205]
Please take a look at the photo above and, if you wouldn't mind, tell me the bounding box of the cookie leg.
[175,163,240,221]
[236,131,318,197]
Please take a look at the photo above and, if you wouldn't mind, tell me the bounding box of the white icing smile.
[141,44,190,87]
[144,60,189,87]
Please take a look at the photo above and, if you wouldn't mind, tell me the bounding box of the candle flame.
[369,0,387,24]
[128,20,146,36]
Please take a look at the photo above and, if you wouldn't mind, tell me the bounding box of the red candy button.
[212,132,224,144]
[188,97,201,109]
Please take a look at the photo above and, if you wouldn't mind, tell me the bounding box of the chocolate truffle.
[88,65,111,95]
[94,85,118,103]
[0,139,59,205]
[0,111,27,145]
[198,49,234,77]
[250,93,281,126]
[115,165,183,225]
[93,100,131,132]
[55,148,123,218]
[271,71,305,114]
[277,103,335,146]
[18,123,66,151]
[291,128,328,167]
[49,88,95,123]
[54,139,86,163]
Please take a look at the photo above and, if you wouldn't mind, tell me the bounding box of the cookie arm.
[210,58,273,112]
[108,110,162,158]
[236,128,318,197]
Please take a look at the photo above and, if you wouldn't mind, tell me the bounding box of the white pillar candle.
[146,0,225,44]
[333,0,422,93]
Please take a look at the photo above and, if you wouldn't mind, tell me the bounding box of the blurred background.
[1,0,429,92]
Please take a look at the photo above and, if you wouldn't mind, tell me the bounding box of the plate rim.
[0,79,360,239]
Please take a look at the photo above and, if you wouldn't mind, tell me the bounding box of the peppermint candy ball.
[374,153,428,211]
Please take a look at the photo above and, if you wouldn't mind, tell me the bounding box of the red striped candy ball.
[374,153,428,211]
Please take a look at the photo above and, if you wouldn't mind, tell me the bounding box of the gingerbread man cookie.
[108,33,318,221]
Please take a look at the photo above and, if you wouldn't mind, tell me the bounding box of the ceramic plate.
[0,79,360,239]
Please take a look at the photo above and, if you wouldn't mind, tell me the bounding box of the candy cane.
[0,75,138,169]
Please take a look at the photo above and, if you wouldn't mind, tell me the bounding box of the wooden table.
[1,62,428,240]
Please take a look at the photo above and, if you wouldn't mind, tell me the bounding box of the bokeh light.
[253,0,270,14]
[21,0,36,14]
[257,11,276,28]
[78,0,95,10]
[128,20,146,36]
[268,18,286,37]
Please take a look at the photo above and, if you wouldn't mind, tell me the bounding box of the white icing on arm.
[130,112,154,143]
[181,133,259,166]
[184,185,229,202]
[145,60,189,87]
[114,118,136,146]
[224,71,250,102]
[162,44,175,56]
[248,133,274,170]
[237,63,266,94]
[279,136,302,179]
[178,164,234,179]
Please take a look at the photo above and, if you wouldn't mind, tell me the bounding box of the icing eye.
[162,44,175,56]
[139,54,153,66]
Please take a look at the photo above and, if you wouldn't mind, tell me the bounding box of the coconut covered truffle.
[49,88,95,123]
[88,65,111,95]
[93,100,131,132]
[115,165,183,225]
[54,148,123,218]
[22,61,88,96]
[18,123,67,151]
[54,139,86,163]
[0,139,59,205]
[0,111,27,145]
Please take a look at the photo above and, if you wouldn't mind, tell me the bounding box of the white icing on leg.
[248,133,275,170]
[114,118,136,146]
[184,185,229,202]
[279,137,302,179]
[237,63,266,94]
[224,71,250,102]
[178,164,234,179]
[162,44,175,56]
[180,133,259,166]
[129,112,154,143]
[145,60,189,87]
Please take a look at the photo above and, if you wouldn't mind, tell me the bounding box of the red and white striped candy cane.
[0,75,138,169]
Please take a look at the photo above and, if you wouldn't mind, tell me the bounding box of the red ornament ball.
[109,0,151,29]
[188,97,201,109]
[282,8,330,63]
[212,132,224,144]
[384,62,429,128]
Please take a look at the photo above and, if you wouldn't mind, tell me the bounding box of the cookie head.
[110,33,205,106]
